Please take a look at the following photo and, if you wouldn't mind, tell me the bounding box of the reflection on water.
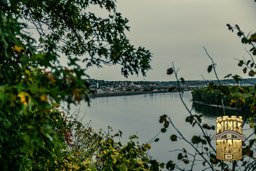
[192,102,248,121]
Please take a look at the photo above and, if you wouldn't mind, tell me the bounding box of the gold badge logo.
[213,116,246,161]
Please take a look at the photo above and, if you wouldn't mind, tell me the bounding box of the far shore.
[90,89,192,98]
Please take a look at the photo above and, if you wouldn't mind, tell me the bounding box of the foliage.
[54,121,163,170]
[2,0,152,77]
[192,86,253,111]
[0,0,155,170]
[0,10,70,170]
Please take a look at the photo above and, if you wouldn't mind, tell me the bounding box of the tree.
[2,0,152,77]
[0,0,158,170]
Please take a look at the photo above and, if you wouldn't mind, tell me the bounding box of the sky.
[86,0,256,81]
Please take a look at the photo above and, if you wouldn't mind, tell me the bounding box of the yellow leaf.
[239,98,245,105]
[73,88,82,103]
[18,92,30,106]
[29,78,34,84]
[13,45,24,53]
[40,94,47,101]
[230,99,236,108]
[249,34,256,42]
[25,69,31,76]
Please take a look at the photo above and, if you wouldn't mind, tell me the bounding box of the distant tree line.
[192,86,253,111]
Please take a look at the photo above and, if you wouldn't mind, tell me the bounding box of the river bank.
[193,101,241,111]
[90,90,172,98]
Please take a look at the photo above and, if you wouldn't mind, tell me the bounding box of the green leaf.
[210,158,217,164]
[249,33,256,42]
[195,115,202,123]
[208,82,215,89]
[247,60,251,65]
[207,64,213,73]
[170,134,177,141]
[235,24,240,30]
[250,122,254,128]
[242,37,248,44]
[238,87,245,93]
[202,124,211,130]
[237,31,243,37]
[191,136,201,144]
[167,68,174,75]
[159,162,165,168]
[243,67,247,73]
[218,86,230,96]
[177,153,183,160]
[226,24,233,32]
[161,128,167,133]
[204,147,209,151]
[201,139,207,145]
[224,74,232,78]
[249,70,255,77]
[238,60,244,67]
[232,75,242,84]
[154,138,160,142]
[185,116,194,124]
[164,121,169,128]
[159,114,167,123]
[129,135,138,140]
[166,160,175,170]
[182,159,189,164]
[180,77,185,84]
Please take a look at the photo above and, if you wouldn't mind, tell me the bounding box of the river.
[69,91,253,170]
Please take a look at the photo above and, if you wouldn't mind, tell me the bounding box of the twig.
[245,132,255,141]
[203,47,220,85]
[203,47,225,116]
[245,48,255,64]
[172,63,216,154]
[190,150,197,171]
[245,160,256,171]
[167,115,214,171]
[232,161,237,171]
[145,131,161,144]
[201,74,209,84]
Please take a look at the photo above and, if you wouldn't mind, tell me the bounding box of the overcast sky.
[86,0,256,81]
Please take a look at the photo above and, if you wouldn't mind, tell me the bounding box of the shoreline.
[193,101,241,111]
[90,90,190,98]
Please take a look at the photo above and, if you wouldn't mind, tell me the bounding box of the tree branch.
[203,47,226,116]
[167,115,214,171]
[172,63,216,154]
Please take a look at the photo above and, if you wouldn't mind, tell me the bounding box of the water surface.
[70,91,252,169]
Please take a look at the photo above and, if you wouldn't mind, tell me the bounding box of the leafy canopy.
[0,0,154,170]
[2,0,152,77]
